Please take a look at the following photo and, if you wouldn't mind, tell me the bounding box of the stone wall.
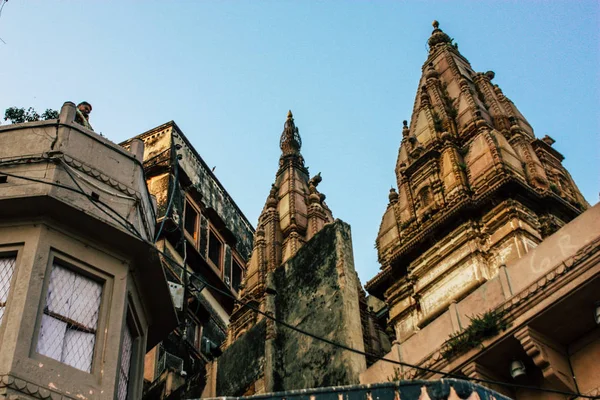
[214,220,367,396]
[217,320,267,396]
[272,220,366,391]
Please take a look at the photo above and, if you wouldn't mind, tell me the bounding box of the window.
[231,258,244,293]
[0,256,16,325]
[36,263,102,373]
[208,230,222,268]
[184,200,199,241]
[117,324,134,400]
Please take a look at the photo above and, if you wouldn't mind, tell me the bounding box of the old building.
[0,102,177,400]
[204,112,390,397]
[121,121,254,399]
[362,22,598,399]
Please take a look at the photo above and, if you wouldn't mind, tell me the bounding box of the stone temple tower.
[211,112,372,397]
[366,21,589,341]
[225,111,334,346]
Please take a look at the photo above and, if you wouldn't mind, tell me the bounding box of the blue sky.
[1,1,598,284]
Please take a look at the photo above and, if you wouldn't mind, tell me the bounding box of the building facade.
[361,22,599,399]
[121,121,254,399]
[0,102,177,400]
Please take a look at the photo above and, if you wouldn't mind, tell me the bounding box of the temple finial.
[280,110,302,156]
[428,19,452,50]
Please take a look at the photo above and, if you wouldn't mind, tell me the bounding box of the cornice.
[0,373,68,400]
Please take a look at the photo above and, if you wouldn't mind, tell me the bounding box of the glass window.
[0,256,16,325]
[208,230,222,268]
[117,324,134,400]
[36,263,102,373]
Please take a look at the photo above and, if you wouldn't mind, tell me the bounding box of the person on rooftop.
[74,101,93,131]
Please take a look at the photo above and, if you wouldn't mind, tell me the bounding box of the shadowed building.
[121,121,254,399]
[362,22,598,399]
[0,102,177,400]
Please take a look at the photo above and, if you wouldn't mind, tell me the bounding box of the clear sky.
[1,1,598,284]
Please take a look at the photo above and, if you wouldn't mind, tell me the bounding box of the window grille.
[0,256,16,325]
[36,264,102,373]
[155,344,183,378]
[117,324,133,400]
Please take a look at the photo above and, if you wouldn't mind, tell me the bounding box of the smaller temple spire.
[280,110,302,157]
[428,20,452,50]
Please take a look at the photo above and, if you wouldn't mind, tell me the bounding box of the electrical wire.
[1,168,594,399]
[0,168,143,239]
[155,250,593,399]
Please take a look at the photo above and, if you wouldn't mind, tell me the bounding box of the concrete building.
[121,121,254,399]
[362,22,599,399]
[0,102,177,400]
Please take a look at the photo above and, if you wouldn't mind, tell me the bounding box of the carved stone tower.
[225,111,334,346]
[366,22,589,341]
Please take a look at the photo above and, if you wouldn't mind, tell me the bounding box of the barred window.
[117,324,134,400]
[0,256,17,325]
[36,264,102,373]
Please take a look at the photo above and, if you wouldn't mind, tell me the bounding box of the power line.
[156,250,594,399]
[0,167,594,399]
[0,167,144,239]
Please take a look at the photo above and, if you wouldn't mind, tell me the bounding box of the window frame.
[116,299,143,400]
[229,255,245,294]
[34,251,112,375]
[183,198,201,246]
[0,245,22,339]
[207,227,224,273]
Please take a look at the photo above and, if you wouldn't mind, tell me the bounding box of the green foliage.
[41,109,59,120]
[440,83,458,120]
[388,367,402,382]
[458,162,467,171]
[432,111,444,132]
[441,310,508,361]
[4,107,58,124]
[549,183,560,195]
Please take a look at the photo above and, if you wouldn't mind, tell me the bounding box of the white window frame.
[0,248,20,329]
[117,300,143,400]
[35,252,110,374]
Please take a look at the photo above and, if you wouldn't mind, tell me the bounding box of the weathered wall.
[216,320,266,396]
[273,220,366,391]
[121,122,255,260]
[172,128,254,260]
[361,203,600,393]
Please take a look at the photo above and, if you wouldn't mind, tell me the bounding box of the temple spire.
[225,111,334,349]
